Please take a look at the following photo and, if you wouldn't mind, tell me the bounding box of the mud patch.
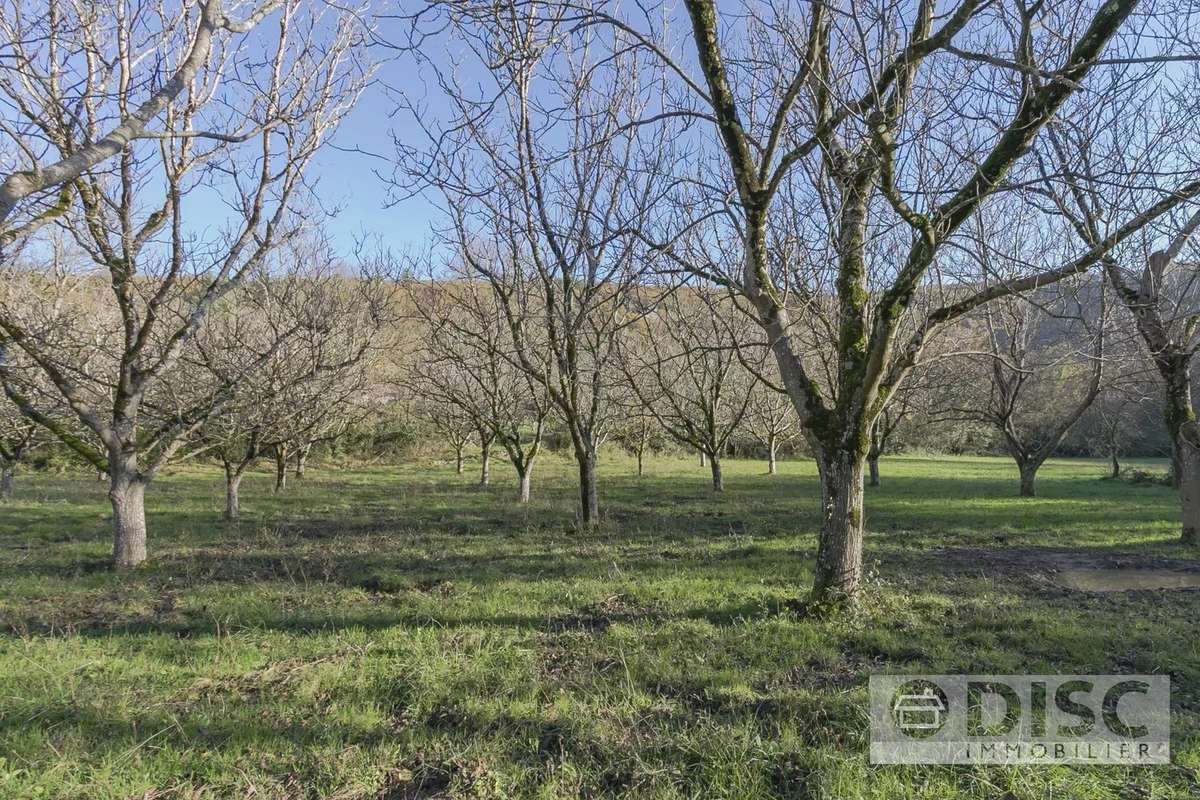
[1057,569,1200,592]
[923,546,1200,580]
[913,546,1200,596]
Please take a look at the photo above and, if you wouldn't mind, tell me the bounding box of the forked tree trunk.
[0,466,13,499]
[709,454,724,492]
[479,439,491,486]
[767,437,778,475]
[109,460,147,568]
[577,449,599,526]
[517,466,532,504]
[811,450,866,606]
[867,454,880,487]
[274,448,287,492]
[225,472,244,521]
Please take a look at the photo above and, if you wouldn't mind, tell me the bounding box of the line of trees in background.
[2,0,1199,614]
[0,259,1180,545]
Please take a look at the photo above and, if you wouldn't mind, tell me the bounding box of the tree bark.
[517,466,532,504]
[1164,360,1193,495]
[867,421,883,487]
[636,448,644,477]
[479,439,491,486]
[1110,449,1120,479]
[698,450,706,467]
[709,454,724,492]
[109,462,147,568]
[767,436,778,475]
[295,446,309,479]
[1162,356,1199,540]
[1173,442,1184,489]
[455,444,465,475]
[1180,440,1200,545]
[274,447,287,492]
[577,449,599,526]
[225,472,244,521]
[1018,460,1039,497]
[811,451,866,606]
[0,466,12,499]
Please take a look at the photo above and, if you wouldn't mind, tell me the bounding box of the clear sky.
[300,72,439,255]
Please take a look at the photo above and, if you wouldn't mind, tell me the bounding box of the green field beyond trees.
[1,455,1197,799]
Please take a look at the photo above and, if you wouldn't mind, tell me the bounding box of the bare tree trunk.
[225,472,244,521]
[709,454,724,492]
[517,466,532,504]
[1110,449,1121,479]
[109,458,147,568]
[96,470,105,482]
[636,447,644,478]
[455,444,465,475]
[1173,442,1184,489]
[811,450,866,606]
[1018,460,1039,497]
[698,450,706,467]
[767,436,778,475]
[1156,357,1200,542]
[1180,440,1200,545]
[274,447,287,492]
[867,422,882,487]
[577,450,599,526]
[0,466,12,499]
[295,445,309,479]
[479,439,491,486]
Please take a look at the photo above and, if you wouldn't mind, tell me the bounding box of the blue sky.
[301,76,438,254]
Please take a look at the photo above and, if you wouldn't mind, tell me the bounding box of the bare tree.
[1086,376,1160,480]
[414,279,552,503]
[0,393,41,498]
[401,5,675,525]
[197,247,387,519]
[615,409,664,478]
[0,0,285,239]
[619,288,754,492]
[957,284,1106,496]
[586,0,1200,605]
[0,336,68,498]
[423,398,475,476]
[268,365,376,494]
[0,1,368,565]
[1039,49,1200,540]
[744,364,801,476]
[866,384,917,488]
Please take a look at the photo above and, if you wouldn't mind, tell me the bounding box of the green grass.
[0,453,1197,799]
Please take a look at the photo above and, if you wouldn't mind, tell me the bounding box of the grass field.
[0,454,1198,799]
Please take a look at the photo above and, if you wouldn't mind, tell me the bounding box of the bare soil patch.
[923,546,1200,592]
